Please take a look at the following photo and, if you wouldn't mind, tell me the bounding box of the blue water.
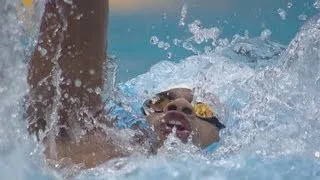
[1,0,320,179]
[109,0,318,82]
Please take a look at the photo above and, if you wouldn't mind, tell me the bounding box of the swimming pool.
[0,0,320,179]
[109,0,318,82]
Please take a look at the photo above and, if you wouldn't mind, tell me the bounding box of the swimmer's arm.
[27,0,127,168]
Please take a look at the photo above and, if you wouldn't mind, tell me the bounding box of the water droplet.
[162,13,167,20]
[194,34,204,44]
[315,151,320,158]
[76,14,83,20]
[277,8,287,20]
[150,36,159,45]
[74,79,82,87]
[218,38,229,47]
[172,171,179,177]
[179,4,188,27]
[157,41,165,49]
[182,41,193,51]
[173,39,181,46]
[163,42,171,50]
[63,0,73,5]
[314,0,320,9]
[95,87,101,95]
[298,14,308,21]
[315,77,320,91]
[244,30,250,38]
[260,29,272,40]
[37,46,47,56]
[287,2,293,8]
[167,52,172,59]
[89,69,95,75]
[188,20,202,34]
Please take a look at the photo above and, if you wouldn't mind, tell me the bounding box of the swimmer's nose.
[164,98,194,116]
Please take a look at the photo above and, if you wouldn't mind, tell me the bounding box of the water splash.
[0,0,55,179]
[179,3,188,27]
[2,0,320,179]
[112,13,320,179]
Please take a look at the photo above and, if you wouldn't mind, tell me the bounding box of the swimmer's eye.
[141,96,170,115]
[141,91,226,130]
[182,107,193,115]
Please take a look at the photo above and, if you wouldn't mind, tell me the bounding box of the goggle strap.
[199,116,226,130]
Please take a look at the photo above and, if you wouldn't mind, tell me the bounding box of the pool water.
[1,0,320,179]
[109,0,318,82]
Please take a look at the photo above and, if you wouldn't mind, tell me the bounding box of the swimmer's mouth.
[160,112,191,143]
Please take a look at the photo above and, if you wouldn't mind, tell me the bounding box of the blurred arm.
[27,0,126,168]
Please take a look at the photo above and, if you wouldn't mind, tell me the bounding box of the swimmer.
[142,88,225,150]
[26,0,225,168]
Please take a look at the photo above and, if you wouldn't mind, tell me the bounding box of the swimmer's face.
[142,88,225,149]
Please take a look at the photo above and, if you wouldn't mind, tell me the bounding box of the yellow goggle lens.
[22,0,33,9]
[193,102,214,118]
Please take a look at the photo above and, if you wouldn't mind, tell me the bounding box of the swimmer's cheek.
[195,120,220,148]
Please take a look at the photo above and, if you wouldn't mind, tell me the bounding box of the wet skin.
[145,88,220,149]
